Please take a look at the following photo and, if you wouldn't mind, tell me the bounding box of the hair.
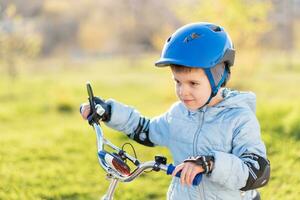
[170,63,231,87]
[170,64,194,73]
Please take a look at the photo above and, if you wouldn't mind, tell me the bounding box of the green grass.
[0,55,300,199]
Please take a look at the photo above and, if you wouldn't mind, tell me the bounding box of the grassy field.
[0,54,300,199]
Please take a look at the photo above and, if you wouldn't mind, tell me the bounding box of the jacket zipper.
[192,110,205,156]
[192,110,206,197]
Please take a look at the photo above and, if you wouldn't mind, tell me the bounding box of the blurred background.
[0,0,300,199]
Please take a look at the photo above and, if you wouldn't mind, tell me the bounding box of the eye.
[174,79,180,84]
[190,82,199,86]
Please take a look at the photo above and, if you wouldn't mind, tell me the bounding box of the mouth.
[182,99,194,104]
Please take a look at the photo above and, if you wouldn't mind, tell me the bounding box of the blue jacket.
[105,89,267,200]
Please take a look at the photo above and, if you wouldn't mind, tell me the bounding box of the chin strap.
[197,67,228,110]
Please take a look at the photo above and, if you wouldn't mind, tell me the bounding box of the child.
[80,22,270,200]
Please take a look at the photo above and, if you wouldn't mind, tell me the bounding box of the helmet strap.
[197,67,228,110]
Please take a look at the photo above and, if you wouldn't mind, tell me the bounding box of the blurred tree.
[78,12,109,53]
[76,0,180,55]
[3,0,290,62]
[41,0,80,55]
[174,0,272,51]
[282,0,294,70]
[172,0,272,75]
[0,3,41,79]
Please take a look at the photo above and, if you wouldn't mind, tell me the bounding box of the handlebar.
[92,122,167,181]
[86,82,203,186]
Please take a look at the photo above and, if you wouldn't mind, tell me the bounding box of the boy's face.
[171,68,211,111]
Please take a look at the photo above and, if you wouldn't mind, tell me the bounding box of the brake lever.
[86,82,101,125]
[87,82,96,112]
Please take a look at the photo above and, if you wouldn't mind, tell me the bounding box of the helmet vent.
[183,33,200,43]
[210,25,222,32]
[167,37,172,43]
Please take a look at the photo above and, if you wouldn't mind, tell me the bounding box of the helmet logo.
[183,33,200,43]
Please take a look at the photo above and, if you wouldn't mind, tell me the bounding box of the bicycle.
[83,82,202,200]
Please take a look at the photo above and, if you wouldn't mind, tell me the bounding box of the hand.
[172,162,205,186]
[79,96,111,122]
[80,103,91,120]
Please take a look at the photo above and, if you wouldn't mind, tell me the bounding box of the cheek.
[175,85,180,96]
[194,85,211,101]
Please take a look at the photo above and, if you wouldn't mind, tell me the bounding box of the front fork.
[101,177,119,200]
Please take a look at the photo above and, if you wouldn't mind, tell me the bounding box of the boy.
[80,22,270,200]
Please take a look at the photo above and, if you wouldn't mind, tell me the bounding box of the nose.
[178,85,189,97]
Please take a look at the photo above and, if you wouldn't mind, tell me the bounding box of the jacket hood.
[215,88,256,113]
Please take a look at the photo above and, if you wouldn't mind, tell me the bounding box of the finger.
[81,103,89,110]
[180,165,189,185]
[189,170,198,186]
[189,164,206,186]
[85,106,91,115]
[172,164,184,177]
[185,166,194,186]
[82,106,91,119]
[81,107,87,119]
[82,108,88,119]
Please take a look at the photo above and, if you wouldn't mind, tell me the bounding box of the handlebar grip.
[166,164,202,186]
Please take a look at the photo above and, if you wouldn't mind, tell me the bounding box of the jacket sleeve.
[104,99,170,146]
[208,109,268,190]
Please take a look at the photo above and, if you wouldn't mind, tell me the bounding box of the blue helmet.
[155,22,235,101]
